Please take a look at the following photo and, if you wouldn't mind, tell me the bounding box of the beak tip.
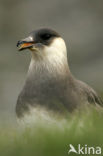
[16,38,34,51]
[17,40,21,47]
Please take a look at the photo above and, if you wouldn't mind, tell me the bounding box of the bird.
[16,28,103,118]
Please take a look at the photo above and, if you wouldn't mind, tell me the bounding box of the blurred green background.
[0,0,103,120]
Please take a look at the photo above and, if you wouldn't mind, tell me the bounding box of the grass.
[0,106,103,156]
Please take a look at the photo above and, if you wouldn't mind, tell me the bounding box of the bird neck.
[27,54,70,82]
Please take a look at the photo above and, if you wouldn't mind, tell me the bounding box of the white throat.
[28,38,70,78]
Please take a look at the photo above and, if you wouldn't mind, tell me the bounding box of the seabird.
[16,28,103,118]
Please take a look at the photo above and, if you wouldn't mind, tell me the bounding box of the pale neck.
[27,54,70,80]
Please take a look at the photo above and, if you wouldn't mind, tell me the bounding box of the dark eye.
[40,34,51,40]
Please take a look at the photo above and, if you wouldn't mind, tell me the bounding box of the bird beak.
[17,37,34,51]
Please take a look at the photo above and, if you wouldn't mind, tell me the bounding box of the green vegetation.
[0,107,103,156]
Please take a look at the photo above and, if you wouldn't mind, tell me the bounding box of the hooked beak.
[17,37,34,51]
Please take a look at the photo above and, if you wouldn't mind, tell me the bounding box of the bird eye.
[40,34,51,40]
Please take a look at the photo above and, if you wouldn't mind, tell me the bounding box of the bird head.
[17,28,67,60]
